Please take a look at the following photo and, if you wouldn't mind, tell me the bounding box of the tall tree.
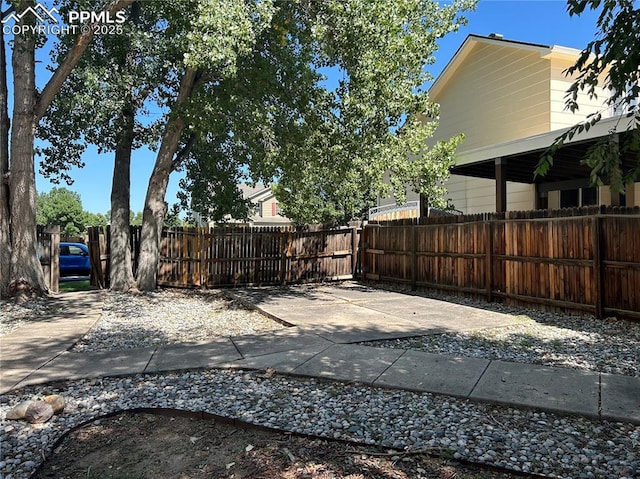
[36,187,86,236]
[536,0,640,192]
[0,0,134,298]
[40,0,169,291]
[136,0,278,290]
[179,0,473,229]
[0,16,10,297]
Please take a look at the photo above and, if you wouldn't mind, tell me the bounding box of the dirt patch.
[34,412,534,479]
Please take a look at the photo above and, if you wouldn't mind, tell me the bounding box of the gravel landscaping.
[72,288,286,352]
[360,289,640,377]
[1,285,639,479]
[0,298,58,338]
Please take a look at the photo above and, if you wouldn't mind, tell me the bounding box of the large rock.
[24,401,54,424]
[5,400,36,420]
[44,395,66,414]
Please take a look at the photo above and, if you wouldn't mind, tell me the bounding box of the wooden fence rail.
[362,206,640,320]
[88,225,360,289]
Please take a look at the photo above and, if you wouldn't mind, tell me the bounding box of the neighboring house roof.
[237,183,271,200]
[238,183,293,226]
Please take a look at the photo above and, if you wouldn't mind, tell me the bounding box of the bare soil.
[34,412,534,479]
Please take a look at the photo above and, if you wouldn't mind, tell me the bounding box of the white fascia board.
[455,115,630,166]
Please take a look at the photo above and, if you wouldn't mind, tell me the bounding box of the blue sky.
[33,0,601,214]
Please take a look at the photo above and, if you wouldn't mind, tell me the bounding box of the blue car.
[59,242,91,277]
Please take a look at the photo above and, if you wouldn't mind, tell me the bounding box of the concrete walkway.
[1,284,639,425]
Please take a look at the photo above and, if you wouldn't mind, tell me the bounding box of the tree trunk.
[109,105,136,292]
[9,1,47,297]
[1,0,135,298]
[136,68,197,291]
[0,22,11,297]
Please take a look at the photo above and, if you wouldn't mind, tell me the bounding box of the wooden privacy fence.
[362,206,640,320]
[88,225,359,288]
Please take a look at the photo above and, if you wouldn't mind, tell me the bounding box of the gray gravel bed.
[0,298,58,337]
[360,287,640,377]
[1,370,638,479]
[72,288,285,352]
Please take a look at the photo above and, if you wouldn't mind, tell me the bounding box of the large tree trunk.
[109,1,140,293]
[0,23,11,297]
[109,105,136,292]
[136,68,197,291]
[1,0,134,299]
[9,1,46,297]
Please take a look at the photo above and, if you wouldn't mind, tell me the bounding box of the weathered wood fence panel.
[37,225,59,293]
[363,206,640,320]
[88,225,359,289]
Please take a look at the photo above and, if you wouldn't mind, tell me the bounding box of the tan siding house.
[375,34,637,217]
[205,183,292,227]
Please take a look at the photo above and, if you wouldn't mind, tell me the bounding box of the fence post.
[485,221,493,303]
[199,228,206,288]
[360,225,368,281]
[351,226,358,278]
[88,226,106,289]
[43,225,60,294]
[410,225,417,291]
[593,215,604,319]
[280,230,291,286]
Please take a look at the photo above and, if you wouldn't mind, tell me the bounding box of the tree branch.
[172,133,196,170]
[34,0,135,120]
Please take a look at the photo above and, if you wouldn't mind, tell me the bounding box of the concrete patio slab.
[233,288,346,309]
[14,348,155,388]
[375,350,490,397]
[291,344,403,384]
[298,322,432,344]
[363,298,521,332]
[231,328,333,357]
[146,339,241,373]
[318,284,410,303]
[224,345,330,373]
[601,373,640,424]
[470,361,600,417]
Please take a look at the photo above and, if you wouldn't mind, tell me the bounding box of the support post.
[495,157,507,213]
[419,193,429,218]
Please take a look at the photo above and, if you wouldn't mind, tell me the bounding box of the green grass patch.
[58,280,91,292]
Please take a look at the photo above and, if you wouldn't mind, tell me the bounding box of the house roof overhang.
[450,115,638,184]
[429,34,582,101]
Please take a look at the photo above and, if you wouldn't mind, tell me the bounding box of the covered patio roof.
[448,115,638,211]
[451,115,637,185]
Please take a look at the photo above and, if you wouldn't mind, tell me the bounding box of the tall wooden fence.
[88,225,359,289]
[37,225,60,293]
[362,206,640,320]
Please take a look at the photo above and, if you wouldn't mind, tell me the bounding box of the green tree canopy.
[36,187,86,236]
[181,0,474,226]
[536,0,640,192]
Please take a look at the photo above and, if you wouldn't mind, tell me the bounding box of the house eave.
[429,34,553,100]
[455,114,626,167]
